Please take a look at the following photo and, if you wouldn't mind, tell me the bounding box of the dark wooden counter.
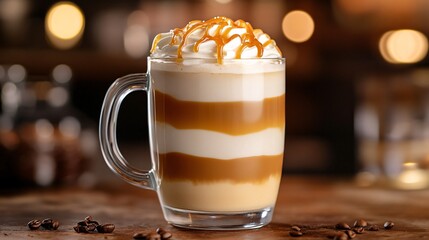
[0,176,428,239]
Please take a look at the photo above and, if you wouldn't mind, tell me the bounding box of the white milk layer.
[159,175,281,212]
[156,123,284,159]
[151,62,285,102]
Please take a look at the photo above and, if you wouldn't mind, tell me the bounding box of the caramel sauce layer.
[158,152,283,183]
[154,91,285,135]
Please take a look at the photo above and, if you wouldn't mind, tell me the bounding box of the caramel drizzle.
[151,16,281,64]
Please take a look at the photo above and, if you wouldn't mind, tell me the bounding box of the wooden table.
[1,176,428,239]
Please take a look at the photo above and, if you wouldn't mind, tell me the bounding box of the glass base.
[162,206,274,230]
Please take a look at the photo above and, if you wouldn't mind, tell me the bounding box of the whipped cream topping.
[150,16,282,63]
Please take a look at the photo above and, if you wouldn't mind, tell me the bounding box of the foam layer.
[151,64,285,102]
[155,123,284,159]
[159,175,281,212]
[151,59,285,74]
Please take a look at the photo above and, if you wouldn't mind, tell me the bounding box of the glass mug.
[99,57,285,230]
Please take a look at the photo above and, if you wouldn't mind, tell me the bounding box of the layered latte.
[149,17,285,212]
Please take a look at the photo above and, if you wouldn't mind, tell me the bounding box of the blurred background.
[1,0,429,190]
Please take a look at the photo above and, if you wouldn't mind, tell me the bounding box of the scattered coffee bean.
[353,219,367,228]
[73,216,114,234]
[88,220,100,226]
[384,221,394,230]
[77,220,88,227]
[145,232,161,240]
[333,232,348,240]
[286,219,395,239]
[156,228,172,239]
[345,230,356,239]
[328,232,348,240]
[27,219,42,230]
[41,218,60,230]
[335,222,351,230]
[51,221,60,230]
[74,225,89,233]
[291,226,301,232]
[353,226,364,234]
[133,232,146,239]
[86,223,97,232]
[97,224,115,233]
[41,218,54,230]
[367,225,379,231]
[289,230,303,237]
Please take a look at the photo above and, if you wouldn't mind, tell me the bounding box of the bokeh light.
[0,65,5,80]
[124,10,150,58]
[7,64,26,82]
[59,116,81,139]
[0,0,29,22]
[47,87,69,107]
[282,10,314,43]
[379,29,428,64]
[52,64,72,84]
[215,0,232,4]
[45,2,85,49]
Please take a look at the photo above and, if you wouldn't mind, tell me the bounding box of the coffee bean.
[77,220,88,226]
[328,232,348,240]
[88,220,100,226]
[86,223,97,232]
[335,223,351,230]
[345,230,356,239]
[384,221,394,230]
[145,232,161,240]
[74,225,89,233]
[368,225,379,231]
[353,219,367,228]
[289,230,303,237]
[84,216,93,222]
[291,226,301,232]
[52,221,60,230]
[27,219,42,230]
[353,227,364,234]
[97,223,115,233]
[156,228,172,239]
[160,231,172,240]
[333,233,348,240]
[41,218,54,230]
[133,232,146,239]
[156,227,166,233]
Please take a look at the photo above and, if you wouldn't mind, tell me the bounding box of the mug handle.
[99,73,156,190]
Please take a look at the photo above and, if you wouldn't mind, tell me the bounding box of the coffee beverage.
[151,59,284,212]
[150,17,284,213]
[100,16,284,229]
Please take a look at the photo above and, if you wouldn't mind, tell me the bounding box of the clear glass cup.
[99,57,285,230]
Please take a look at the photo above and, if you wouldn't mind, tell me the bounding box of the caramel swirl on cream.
[150,16,282,63]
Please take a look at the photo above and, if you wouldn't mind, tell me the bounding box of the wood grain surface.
[0,177,428,239]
